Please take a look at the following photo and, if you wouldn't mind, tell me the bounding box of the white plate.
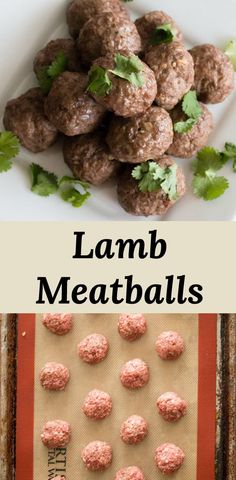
[0,0,236,221]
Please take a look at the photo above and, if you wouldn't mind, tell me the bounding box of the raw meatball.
[78,333,109,364]
[42,314,73,335]
[145,42,194,110]
[156,331,185,360]
[156,392,187,422]
[82,389,112,419]
[117,156,186,217]
[106,107,173,163]
[44,72,106,136]
[120,415,148,444]
[41,420,71,448]
[115,466,145,480]
[120,358,149,389]
[190,44,235,104]
[155,443,185,475]
[77,14,141,66]
[3,88,58,153]
[39,362,70,391]
[63,131,120,185]
[67,0,129,38]
[33,39,81,76]
[52,477,65,480]
[90,55,157,118]
[135,10,183,53]
[168,102,213,158]
[118,314,147,341]
[81,441,112,471]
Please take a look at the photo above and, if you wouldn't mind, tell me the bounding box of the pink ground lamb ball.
[42,314,73,335]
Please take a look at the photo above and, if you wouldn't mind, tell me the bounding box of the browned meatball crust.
[67,0,130,38]
[44,72,106,136]
[33,39,81,75]
[168,102,213,158]
[89,55,157,118]
[135,10,183,53]
[117,156,186,216]
[3,88,58,153]
[106,107,173,163]
[145,42,194,110]
[77,14,141,66]
[190,44,235,104]
[63,131,120,185]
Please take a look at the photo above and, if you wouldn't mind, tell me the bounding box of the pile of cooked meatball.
[3,0,235,216]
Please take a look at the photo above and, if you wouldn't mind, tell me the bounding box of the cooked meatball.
[41,420,71,448]
[156,331,185,360]
[63,131,120,185]
[156,392,187,422]
[118,314,147,341]
[117,156,186,217]
[77,14,141,66]
[33,39,81,76]
[3,88,58,153]
[135,10,183,53]
[44,72,106,136]
[115,466,145,480]
[82,389,112,419]
[168,102,213,158]
[90,55,157,118]
[145,42,194,110]
[67,0,129,38]
[81,441,112,471]
[106,107,173,163]
[39,362,70,391]
[120,358,149,389]
[190,44,235,104]
[155,443,185,475]
[42,314,73,335]
[78,333,109,364]
[120,415,148,444]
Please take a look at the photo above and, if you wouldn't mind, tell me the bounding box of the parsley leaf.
[174,90,202,134]
[37,51,68,94]
[192,174,229,200]
[174,118,197,133]
[109,54,145,87]
[61,188,91,207]
[224,39,236,71]
[150,23,177,46]
[87,65,112,97]
[132,161,178,200]
[0,131,20,172]
[30,163,59,196]
[222,142,236,172]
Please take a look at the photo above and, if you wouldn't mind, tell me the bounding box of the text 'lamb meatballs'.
[77,14,141,66]
[156,392,187,422]
[155,443,185,475]
[33,38,81,76]
[168,102,213,158]
[145,42,194,110]
[118,314,147,341]
[67,0,130,38]
[44,72,106,136]
[120,358,149,389]
[120,415,148,444]
[135,10,183,53]
[106,107,173,163]
[3,88,58,153]
[115,466,145,480]
[78,333,109,364]
[63,131,120,185]
[90,55,157,118]
[41,420,71,448]
[42,313,73,335]
[82,389,112,419]
[81,441,112,471]
[117,157,186,217]
[39,362,70,391]
[156,330,185,360]
[190,44,235,104]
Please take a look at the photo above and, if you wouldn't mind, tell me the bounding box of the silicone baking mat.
[16,314,217,480]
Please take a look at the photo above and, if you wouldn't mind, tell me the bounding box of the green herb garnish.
[87,65,112,97]
[224,39,236,71]
[109,54,145,87]
[150,23,177,46]
[37,51,68,94]
[174,90,202,133]
[30,163,59,196]
[132,161,178,200]
[0,131,20,173]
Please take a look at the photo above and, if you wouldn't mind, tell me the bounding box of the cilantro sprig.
[59,176,91,207]
[174,91,202,134]
[30,163,59,196]
[37,51,68,94]
[87,65,112,97]
[224,39,236,71]
[0,131,20,172]
[150,23,177,46]
[132,161,178,200]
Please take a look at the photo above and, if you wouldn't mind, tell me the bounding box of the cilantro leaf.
[87,65,112,97]
[192,174,229,200]
[224,39,236,71]
[30,163,59,196]
[0,131,20,173]
[182,90,202,119]
[150,23,177,46]
[192,147,224,176]
[59,176,90,190]
[174,117,197,133]
[61,187,91,207]
[132,161,178,199]
[160,164,178,200]
[37,51,68,94]
[221,142,236,171]
[109,54,145,87]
